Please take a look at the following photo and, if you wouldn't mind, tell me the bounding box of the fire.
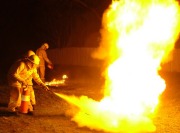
[56,0,180,132]
[45,74,68,87]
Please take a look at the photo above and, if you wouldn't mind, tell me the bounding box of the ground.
[0,66,180,133]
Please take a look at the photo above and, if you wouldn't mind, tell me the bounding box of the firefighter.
[7,54,49,115]
[36,43,53,82]
[16,50,37,110]
[23,50,37,109]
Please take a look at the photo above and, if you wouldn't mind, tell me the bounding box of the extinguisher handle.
[22,85,27,88]
[22,85,30,91]
[24,88,28,91]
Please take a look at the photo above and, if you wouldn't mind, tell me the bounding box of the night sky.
[0,0,180,83]
[0,0,111,82]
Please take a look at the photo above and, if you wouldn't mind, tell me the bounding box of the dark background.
[0,0,111,82]
[0,0,180,83]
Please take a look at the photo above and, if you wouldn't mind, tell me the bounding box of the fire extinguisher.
[20,86,30,113]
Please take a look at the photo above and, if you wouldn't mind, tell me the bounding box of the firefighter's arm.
[32,69,49,91]
[42,50,53,66]
[13,62,27,85]
[40,83,49,91]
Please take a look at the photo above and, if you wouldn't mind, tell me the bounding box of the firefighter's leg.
[8,86,22,112]
[28,101,33,112]
[27,101,34,115]
[27,86,33,113]
[29,87,36,110]
[39,66,45,82]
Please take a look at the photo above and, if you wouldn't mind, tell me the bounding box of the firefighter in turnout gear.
[36,43,53,82]
[7,54,49,115]
[15,50,37,111]
[22,50,37,110]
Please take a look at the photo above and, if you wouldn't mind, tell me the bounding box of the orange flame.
[56,0,180,132]
[45,74,68,87]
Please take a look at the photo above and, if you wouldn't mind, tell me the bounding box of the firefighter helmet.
[43,43,49,49]
[26,50,35,57]
[27,55,40,65]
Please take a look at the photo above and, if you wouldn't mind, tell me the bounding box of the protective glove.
[44,85,49,91]
[41,83,49,91]
[47,63,54,69]
[22,81,28,88]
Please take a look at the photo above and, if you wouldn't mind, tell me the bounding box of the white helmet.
[26,50,35,57]
[27,55,40,65]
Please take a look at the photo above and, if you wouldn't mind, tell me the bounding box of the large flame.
[56,0,180,132]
